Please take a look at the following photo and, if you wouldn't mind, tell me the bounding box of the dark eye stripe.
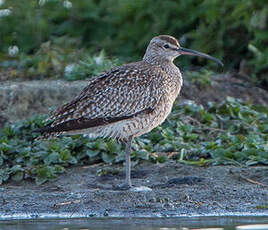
[163,44,169,49]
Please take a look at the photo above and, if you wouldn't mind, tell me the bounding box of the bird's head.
[143,35,223,67]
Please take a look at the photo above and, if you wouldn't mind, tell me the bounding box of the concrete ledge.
[0,80,87,127]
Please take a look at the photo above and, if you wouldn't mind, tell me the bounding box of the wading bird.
[38,35,223,190]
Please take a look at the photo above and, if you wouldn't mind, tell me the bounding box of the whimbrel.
[38,35,223,189]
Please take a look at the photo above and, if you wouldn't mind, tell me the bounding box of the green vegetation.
[185,69,214,87]
[64,50,122,81]
[0,97,267,184]
[0,0,267,87]
[256,203,268,209]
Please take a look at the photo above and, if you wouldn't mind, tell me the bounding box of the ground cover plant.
[0,97,267,185]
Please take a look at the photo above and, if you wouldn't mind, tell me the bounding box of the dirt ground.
[0,161,267,218]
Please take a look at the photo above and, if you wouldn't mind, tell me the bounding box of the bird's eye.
[163,44,170,49]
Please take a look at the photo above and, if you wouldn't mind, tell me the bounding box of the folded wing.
[40,62,166,135]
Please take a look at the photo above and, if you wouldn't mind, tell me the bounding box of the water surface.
[0,216,268,230]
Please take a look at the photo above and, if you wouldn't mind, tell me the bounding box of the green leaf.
[68,156,78,164]
[135,150,149,160]
[35,176,48,185]
[11,171,24,182]
[101,152,115,163]
[0,156,3,166]
[44,152,61,165]
[157,155,168,163]
[86,150,100,158]
[10,165,23,173]
[106,140,121,153]
[0,168,10,184]
[53,165,65,174]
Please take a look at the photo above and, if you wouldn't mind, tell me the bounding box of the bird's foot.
[129,186,152,192]
[113,183,132,191]
[113,183,152,192]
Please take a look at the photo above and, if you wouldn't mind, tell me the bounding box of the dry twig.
[239,174,267,187]
[54,199,81,207]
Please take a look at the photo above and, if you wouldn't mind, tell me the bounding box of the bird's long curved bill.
[178,47,223,67]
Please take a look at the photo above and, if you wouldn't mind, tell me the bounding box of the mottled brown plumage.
[38,35,222,189]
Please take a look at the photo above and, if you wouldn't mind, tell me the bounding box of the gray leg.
[114,136,152,191]
[124,136,133,188]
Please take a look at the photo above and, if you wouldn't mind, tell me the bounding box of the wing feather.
[43,61,166,133]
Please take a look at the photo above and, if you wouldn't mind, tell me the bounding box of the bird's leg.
[113,136,133,190]
[114,136,152,192]
[124,135,133,188]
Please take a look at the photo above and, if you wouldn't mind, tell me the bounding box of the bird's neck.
[143,54,182,92]
[143,54,183,103]
[143,55,180,75]
[143,54,173,68]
